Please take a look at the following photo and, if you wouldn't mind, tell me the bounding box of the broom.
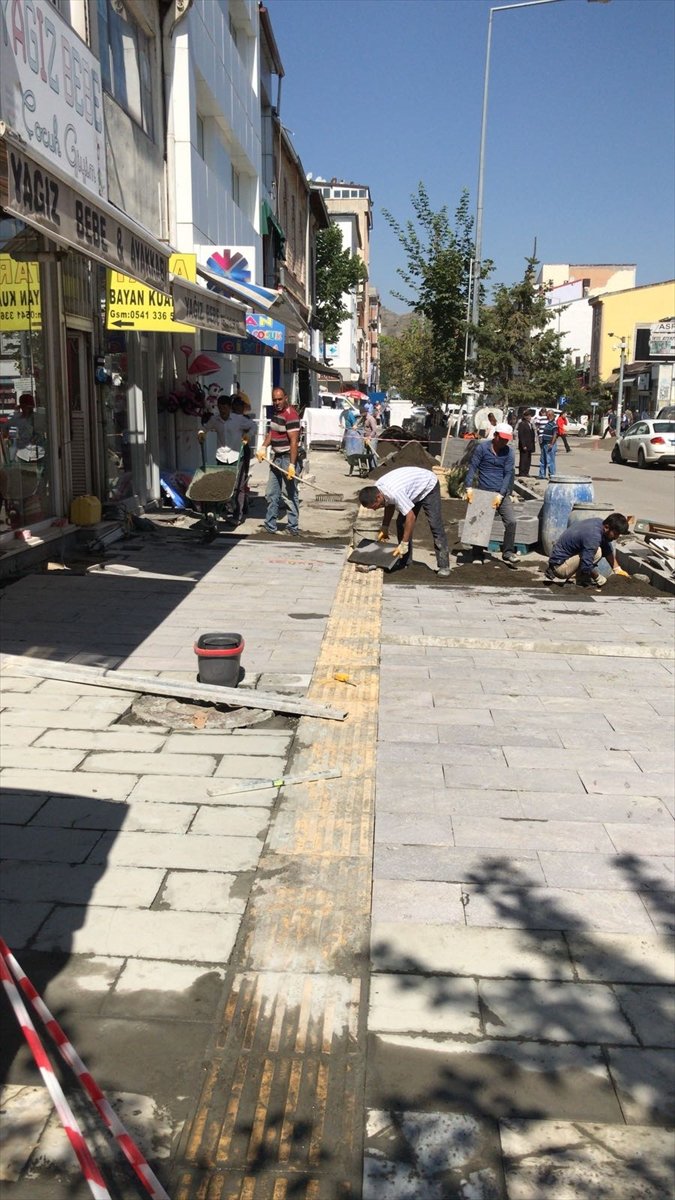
[267,457,344,503]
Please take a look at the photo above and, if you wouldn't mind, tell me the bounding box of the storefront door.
[66,331,93,499]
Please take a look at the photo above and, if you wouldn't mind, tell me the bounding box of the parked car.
[611,419,675,468]
[528,407,587,436]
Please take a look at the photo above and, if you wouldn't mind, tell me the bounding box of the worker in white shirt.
[358,466,450,576]
[198,396,255,464]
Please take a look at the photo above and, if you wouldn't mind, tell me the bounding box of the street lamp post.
[465,0,611,418]
[612,334,627,436]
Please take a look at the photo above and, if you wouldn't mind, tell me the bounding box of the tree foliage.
[315,223,367,345]
[474,257,573,409]
[379,319,443,405]
[383,183,484,400]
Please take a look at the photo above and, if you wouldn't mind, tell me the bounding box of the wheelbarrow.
[343,430,372,477]
[186,441,239,542]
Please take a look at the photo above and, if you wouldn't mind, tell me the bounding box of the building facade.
[589,280,675,415]
[311,178,372,389]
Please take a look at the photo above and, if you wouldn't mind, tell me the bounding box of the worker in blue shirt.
[545,514,630,586]
[464,422,519,567]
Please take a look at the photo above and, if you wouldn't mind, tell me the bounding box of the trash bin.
[194,632,244,687]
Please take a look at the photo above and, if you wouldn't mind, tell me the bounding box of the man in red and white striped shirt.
[256,387,301,535]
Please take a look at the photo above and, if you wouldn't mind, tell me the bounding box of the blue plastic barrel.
[540,476,594,555]
[344,430,365,457]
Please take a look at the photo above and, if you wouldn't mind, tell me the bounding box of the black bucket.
[194,632,244,687]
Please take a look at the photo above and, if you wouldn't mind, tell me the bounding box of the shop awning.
[0,132,172,294]
[261,199,286,258]
[171,276,247,336]
[197,262,279,312]
[293,347,342,379]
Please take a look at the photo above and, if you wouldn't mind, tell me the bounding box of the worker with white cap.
[463,422,519,567]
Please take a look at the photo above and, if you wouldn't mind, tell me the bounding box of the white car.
[611,420,675,468]
[530,408,587,436]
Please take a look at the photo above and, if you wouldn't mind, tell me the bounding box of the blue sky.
[268,0,675,311]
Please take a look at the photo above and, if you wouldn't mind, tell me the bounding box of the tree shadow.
[369,855,675,1199]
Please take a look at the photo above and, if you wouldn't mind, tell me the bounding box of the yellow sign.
[0,255,42,330]
[106,253,197,331]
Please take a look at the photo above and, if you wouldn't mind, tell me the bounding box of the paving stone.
[0,769,138,801]
[363,1109,501,1200]
[374,844,545,886]
[383,742,506,766]
[371,923,573,980]
[566,932,675,985]
[0,748,86,772]
[442,763,586,793]
[0,1084,54,1181]
[374,781,518,815]
[378,761,446,789]
[638,890,674,933]
[0,726,44,747]
[614,984,675,1048]
[367,1037,622,1125]
[0,863,163,907]
[128,776,279,808]
[500,1118,675,1199]
[0,708,125,730]
[33,729,168,752]
[463,886,656,935]
[607,1046,675,1125]
[1,826,103,864]
[34,680,132,698]
[0,692,75,712]
[68,695,134,714]
[79,751,216,776]
[159,869,248,915]
[0,902,54,948]
[581,769,674,798]
[33,905,240,964]
[503,746,640,771]
[103,959,226,1020]
[212,755,286,779]
[377,721,439,744]
[161,733,291,756]
[374,813,455,845]
[371,879,466,924]
[90,830,262,872]
[517,792,673,824]
[539,851,674,891]
[0,675,42,692]
[27,795,195,833]
[607,822,675,857]
[0,792,48,824]
[369,973,480,1036]
[455,817,615,853]
[478,978,636,1043]
[189,805,269,838]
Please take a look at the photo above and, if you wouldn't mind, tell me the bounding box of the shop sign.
[106,254,196,331]
[0,0,107,198]
[216,333,283,357]
[649,319,675,360]
[196,244,279,311]
[245,313,285,352]
[172,278,246,336]
[1,139,171,292]
[0,253,41,329]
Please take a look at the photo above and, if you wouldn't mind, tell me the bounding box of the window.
[231,165,240,207]
[97,0,154,138]
[196,114,205,160]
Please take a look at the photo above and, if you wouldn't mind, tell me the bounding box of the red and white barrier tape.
[0,948,111,1200]
[0,937,170,1200]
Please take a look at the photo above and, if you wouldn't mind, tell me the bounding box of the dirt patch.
[369,441,438,479]
[383,559,663,596]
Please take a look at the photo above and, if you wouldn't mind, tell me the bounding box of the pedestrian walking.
[544,513,630,587]
[358,466,450,576]
[556,411,572,453]
[463,422,519,568]
[360,408,379,469]
[538,410,559,479]
[601,411,617,439]
[516,410,536,477]
[256,387,300,536]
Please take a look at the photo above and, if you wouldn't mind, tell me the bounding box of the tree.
[314,223,367,345]
[474,257,572,410]
[383,183,484,400]
[379,318,440,404]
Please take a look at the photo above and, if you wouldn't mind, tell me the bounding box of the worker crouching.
[545,513,630,587]
[358,466,450,576]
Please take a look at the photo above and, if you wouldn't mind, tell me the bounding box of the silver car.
[612,420,675,468]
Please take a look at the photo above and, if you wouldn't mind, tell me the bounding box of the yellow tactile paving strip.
[174,561,383,1199]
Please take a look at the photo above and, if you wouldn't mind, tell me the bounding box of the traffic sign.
[106,253,197,331]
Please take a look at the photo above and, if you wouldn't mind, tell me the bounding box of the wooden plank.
[461,489,499,548]
[0,655,347,721]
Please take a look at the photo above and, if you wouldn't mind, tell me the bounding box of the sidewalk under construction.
[0,491,673,1198]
